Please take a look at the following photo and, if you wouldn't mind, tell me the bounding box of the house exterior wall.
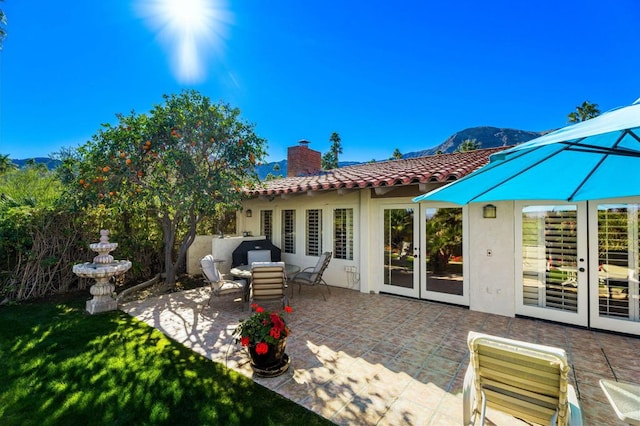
[242,191,362,290]
[200,186,518,320]
[466,201,516,317]
[241,191,518,318]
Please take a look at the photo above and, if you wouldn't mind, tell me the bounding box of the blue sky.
[1,1,639,163]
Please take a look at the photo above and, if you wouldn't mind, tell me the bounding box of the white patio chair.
[289,252,332,300]
[247,249,271,266]
[200,255,246,313]
[463,331,583,425]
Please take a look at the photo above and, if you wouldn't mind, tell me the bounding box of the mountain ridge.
[257,126,547,179]
[10,127,548,179]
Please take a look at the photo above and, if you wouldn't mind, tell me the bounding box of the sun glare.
[136,0,232,84]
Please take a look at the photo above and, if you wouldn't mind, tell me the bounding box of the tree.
[390,148,402,160]
[0,1,6,49]
[455,138,481,153]
[568,101,600,123]
[66,90,266,288]
[321,132,343,170]
[0,154,17,174]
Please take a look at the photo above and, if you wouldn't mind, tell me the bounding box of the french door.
[381,205,420,298]
[515,203,589,326]
[420,206,469,305]
[380,204,468,305]
[589,202,640,335]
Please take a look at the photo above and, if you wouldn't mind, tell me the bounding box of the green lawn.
[0,294,333,426]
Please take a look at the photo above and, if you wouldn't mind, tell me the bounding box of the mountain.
[256,126,547,179]
[403,126,546,158]
[11,157,61,169]
[12,127,547,180]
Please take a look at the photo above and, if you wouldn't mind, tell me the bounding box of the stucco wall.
[242,191,362,290]
[467,201,516,317]
[186,235,213,276]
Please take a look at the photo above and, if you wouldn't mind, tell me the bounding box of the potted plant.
[234,303,292,374]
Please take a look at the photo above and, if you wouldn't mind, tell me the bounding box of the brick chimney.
[287,140,321,177]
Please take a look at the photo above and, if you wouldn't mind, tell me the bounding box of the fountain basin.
[73,261,132,279]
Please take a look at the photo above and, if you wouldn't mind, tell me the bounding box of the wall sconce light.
[483,204,497,219]
[245,209,252,218]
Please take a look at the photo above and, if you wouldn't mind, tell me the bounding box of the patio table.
[230,264,300,280]
[599,379,640,425]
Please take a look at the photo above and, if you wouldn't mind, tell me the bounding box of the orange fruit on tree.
[126,158,132,165]
[102,166,110,173]
[79,179,85,185]
[120,152,126,158]
[137,171,144,177]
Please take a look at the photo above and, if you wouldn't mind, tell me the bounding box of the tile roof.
[247,146,510,197]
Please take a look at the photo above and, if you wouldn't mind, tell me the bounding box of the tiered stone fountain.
[73,230,132,314]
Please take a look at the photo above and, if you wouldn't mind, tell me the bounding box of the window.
[334,208,353,260]
[260,210,273,240]
[597,204,640,322]
[521,205,578,312]
[282,210,296,254]
[306,209,322,256]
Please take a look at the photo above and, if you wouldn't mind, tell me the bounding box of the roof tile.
[247,147,509,196]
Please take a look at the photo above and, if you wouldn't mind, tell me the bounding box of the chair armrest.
[290,267,315,279]
[462,364,476,426]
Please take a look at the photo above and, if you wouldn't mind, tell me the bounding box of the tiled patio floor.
[121,285,640,425]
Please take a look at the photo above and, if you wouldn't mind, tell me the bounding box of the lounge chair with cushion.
[289,252,332,300]
[200,255,246,313]
[463,331,583,425]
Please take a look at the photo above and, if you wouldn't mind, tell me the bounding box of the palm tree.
[322,132,343,169]
[0,1,6,49]
[567,101,600,123]
[0,154,17,174]
[455,138,481,153]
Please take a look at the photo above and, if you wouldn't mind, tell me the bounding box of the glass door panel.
[516,204,588,326]
[381,206,419,298]
[589,203,640,335]
[421,207,468,305]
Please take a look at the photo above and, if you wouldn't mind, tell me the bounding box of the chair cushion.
[247,249,271,265]
[313,253,328,273]
[251,261,285,269]
[201,255,221,282]
[216,280,245,294]
[292,271,314,284]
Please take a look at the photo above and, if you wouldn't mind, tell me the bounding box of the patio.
[120,285,640,425]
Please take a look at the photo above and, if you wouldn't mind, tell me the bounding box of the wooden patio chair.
[463,331,583,425]
[250,261,288,309]
[289,252,332,301]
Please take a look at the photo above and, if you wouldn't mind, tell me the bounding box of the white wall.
[186,235,213,276]
[240,190,520,319]
[467,201,516,317]
[242,191,362,290]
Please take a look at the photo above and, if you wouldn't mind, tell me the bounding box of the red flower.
[270,327,281,339]
[255,342,269,355]
[250,303,258,310]
[240,336,249,346]
[284,306,293,313]
[256,306,265,313]
[270,313,284,330]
